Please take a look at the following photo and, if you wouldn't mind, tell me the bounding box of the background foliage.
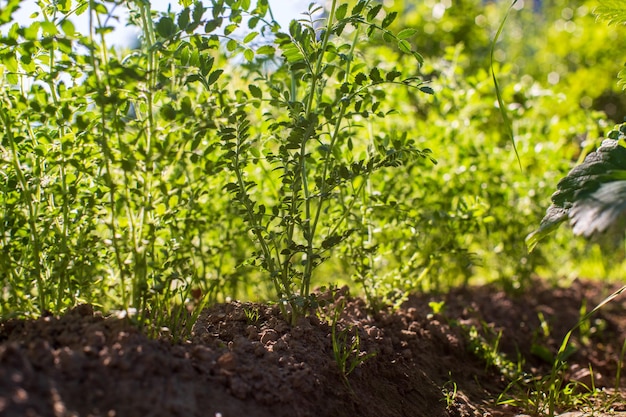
[0,0,624,327]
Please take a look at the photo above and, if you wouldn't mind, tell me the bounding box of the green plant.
[1,0,624,343]
[526,1,626,251]
[243,306,260,324]
[441,374,459,409]
[329,299,376,386]
[497,286,626,416]
[529,311,577,366]
[544,286,626,416]
[428,300,445,316]
[465,322,521,379]
[219,0,433,322]
[0,0,273,324]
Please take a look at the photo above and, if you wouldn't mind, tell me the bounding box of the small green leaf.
[354,72,367,85]
[243,31,258,44]
[382,11,397,28]
[205,18,221,33]
[22,22,40,41]
[178,8,190,30]
[160,103,177,120]
[56,0,71,13]
[352,1,366,16]
[369,67,382,83]
[367,4,382,21]
[397,28,417,39]
[192,2,204,23]
[208,69,223,85]
[156,16,176,38]
[249,84,262,99]
[335,3,348,20]
[224,23,238,35]
[256,45,275,55]
[226,39,238,52]
[248,16,260,29]
[1,51,18,74]
[419,86,434,94]
[0,0,20,25]
[412,51,424,65]
[243,48,254,62]
[223,183,239,192]
[397,39,411,54]
[385,70,401,82]
[75,2,88,15]
[40,21,58,36]
[60,20,75,37]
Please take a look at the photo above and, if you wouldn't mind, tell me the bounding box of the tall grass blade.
[490,0,522,171]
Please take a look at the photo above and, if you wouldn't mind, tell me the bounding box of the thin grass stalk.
[490,0,522,171]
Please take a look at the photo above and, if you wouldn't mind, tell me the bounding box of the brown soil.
[1,278,626,417]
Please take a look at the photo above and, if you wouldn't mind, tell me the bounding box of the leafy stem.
[304,23,362,297]
[0,103,45,314]
[231,118,290,319]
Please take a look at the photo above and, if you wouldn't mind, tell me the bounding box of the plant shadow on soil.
[1,278,626,417]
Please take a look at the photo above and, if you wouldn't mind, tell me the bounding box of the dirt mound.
[0,279,625,417]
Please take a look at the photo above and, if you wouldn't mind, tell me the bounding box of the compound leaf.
[527,138,626,250]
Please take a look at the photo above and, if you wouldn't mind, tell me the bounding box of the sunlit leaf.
[527,139,626,250]
[397,39,411,54]
[397,28,417,39]
[243,48,254,62]
[595,0,626,25]
[61,20,75,37]
[335,3,348,20]
[256,45,275,55]
[243,31,258,44]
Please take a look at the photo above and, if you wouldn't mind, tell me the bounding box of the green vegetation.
[2,0,626,413]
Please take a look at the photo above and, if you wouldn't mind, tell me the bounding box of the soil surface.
[1,278,626,417]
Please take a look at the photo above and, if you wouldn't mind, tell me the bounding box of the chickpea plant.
[0,0,433,329]
[217,0,434,323]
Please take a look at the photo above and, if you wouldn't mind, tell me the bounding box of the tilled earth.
[1,278,626,417]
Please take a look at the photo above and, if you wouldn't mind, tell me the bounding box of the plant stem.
[87,2,129,312]
[0,104,46,314]
[134,0,158,313]
[297,0,339,300]
[42,15,72,311]
[232,124,290,319]
[303,19,361,298]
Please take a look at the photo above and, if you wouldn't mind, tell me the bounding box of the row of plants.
[0,0,624,328]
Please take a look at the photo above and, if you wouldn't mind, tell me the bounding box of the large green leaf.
[526,139,626,250]
[570,180,626,237]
